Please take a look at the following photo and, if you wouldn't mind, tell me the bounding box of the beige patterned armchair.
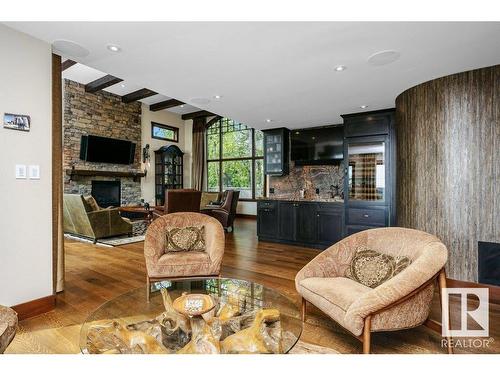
[144,212,225,301]
[295,227,451,354]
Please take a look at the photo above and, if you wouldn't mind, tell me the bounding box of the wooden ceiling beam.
[85,74,123,93]
[122,88,158,103]
[181,110,217,120]
[150,99,185,112]
[61,59,77,71]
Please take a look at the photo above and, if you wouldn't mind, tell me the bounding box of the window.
[206,118,264,200]
[151,122,179,142]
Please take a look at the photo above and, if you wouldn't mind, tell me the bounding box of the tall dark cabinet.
[341,109,396,235]
[263,128,290,176]
[154,145,184,206]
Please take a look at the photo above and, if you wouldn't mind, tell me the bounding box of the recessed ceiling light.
[334,65,347,72]
[213,95,222,100]
[180,105,185,108]
[107,44,122,53]
[360,105,368,109]
[265,119,273,123]
[120,84,126,88]
[368,50,400,66]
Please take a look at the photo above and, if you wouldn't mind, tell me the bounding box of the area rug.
[64,220,147,247]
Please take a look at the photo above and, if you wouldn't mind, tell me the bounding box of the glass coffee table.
[80,278,302,354]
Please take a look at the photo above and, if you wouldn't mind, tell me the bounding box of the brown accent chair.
[295,227,451,354]
[0,305,17,354]
[144,212,225,301]
[153,189,202,218]
[201,190,240,232]
[63,194,132,243]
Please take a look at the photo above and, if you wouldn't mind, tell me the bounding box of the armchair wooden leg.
[301,297,307,322]
[146,276,150,303]
[363,316,372,354]
[438,268,453,354]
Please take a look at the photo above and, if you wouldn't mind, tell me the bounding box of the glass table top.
[80,278,302,354]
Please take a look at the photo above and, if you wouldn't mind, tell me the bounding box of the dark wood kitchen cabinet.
[257,199,344,249]
[316,205,344,246]
[341,109,396,235]
[278,201,296,240]
[257,200,278,239]
[263,128,290,176]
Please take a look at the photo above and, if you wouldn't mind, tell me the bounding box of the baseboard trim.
[447,278,500,305]
[236,214,256,219]
[11,295,56,321]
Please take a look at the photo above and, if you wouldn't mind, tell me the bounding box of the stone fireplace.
[63,79,142,205]
[91,180,121,207]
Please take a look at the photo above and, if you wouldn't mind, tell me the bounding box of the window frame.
[206,119,265,201]
[151,122,179,142]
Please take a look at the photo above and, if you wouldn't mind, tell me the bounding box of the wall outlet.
[28,165,40,179]
[15,164,27,179]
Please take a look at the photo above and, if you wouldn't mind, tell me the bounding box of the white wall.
[140,104,191,204]
[0,25,53,306]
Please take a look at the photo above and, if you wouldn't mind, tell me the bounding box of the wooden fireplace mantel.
[66,168,146,181]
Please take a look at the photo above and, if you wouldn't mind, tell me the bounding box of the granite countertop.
[257,196,344,203]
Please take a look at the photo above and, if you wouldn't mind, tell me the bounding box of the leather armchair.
[144,212,225,301]
[153,189,202,218]
[295,227,451,354]
[63,194,132,243]
[201,190,240,232]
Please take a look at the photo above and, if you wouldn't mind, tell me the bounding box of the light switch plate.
[28,165,40,179]
[15,164,27,179]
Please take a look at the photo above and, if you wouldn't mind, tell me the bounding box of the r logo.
[442,288,489,337]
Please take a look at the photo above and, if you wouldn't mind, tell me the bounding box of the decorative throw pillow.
[345,245,412,288]
[165,226,206,252]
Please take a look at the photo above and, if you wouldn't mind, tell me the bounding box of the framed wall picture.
[151,122,179,142]
[4,113,31,132]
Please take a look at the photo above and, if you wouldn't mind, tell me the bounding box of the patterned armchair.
[144,212,225,301]
[295,227,451,354]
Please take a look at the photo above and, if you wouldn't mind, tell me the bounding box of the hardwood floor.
[6,218,499,354]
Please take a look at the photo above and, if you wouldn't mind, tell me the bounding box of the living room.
[1,1,499,373]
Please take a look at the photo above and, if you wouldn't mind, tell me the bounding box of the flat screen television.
[291,125,344,165]
[80,135,136,165]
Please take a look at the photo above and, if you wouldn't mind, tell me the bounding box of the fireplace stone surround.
[63,79,142,206]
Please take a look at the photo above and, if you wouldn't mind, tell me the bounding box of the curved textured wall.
[395,65,499,282]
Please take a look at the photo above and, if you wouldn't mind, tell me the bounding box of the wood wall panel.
[396,65,499,282]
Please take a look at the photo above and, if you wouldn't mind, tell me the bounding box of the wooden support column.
[52,53,64,294]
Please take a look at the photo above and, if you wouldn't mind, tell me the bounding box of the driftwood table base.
[85,284,299,354]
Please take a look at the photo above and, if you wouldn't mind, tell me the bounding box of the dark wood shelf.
[66,168,146,181]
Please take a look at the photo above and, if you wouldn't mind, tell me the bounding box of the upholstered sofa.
[63,194,133,243]
[295,227,451,354]
[144,212,225,301]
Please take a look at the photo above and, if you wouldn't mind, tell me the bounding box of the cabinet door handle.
[363,214,369,218]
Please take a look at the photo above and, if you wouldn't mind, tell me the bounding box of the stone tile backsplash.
[269,161,344,201]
